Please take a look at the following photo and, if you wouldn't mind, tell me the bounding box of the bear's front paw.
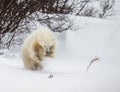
[50,54,55,58]
[31,55,40,62]
[32,63,43,70]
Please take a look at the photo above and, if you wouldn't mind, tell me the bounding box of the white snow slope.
[0,16,120,92]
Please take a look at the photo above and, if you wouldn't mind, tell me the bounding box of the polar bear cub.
[22,27,56,70]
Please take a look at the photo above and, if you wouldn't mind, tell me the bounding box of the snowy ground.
[0,16,120,92]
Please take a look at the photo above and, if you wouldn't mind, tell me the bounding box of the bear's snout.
[46,51,49,54]
[45,51,52,57]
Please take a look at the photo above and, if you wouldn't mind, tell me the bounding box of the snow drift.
[0,16,120,92]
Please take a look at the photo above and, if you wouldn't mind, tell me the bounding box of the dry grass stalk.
[87,56,100,71]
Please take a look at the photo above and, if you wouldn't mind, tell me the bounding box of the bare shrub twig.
[87,56,100,71]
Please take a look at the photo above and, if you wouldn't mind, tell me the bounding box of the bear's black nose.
[46,51,49,54]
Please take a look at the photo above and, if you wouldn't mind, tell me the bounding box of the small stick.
[87,56,100,71]
[48,74,53,78]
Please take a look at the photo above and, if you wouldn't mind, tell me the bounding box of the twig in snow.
[48,74,53,78]
[87,56,100,71]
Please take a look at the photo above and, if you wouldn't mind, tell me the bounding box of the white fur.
[22,27,56,70]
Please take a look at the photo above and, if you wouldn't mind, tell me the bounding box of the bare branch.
[87,56,100,71]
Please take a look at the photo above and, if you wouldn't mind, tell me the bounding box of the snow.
[0,16,120,92]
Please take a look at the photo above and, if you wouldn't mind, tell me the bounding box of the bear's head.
[37,36,55,57]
